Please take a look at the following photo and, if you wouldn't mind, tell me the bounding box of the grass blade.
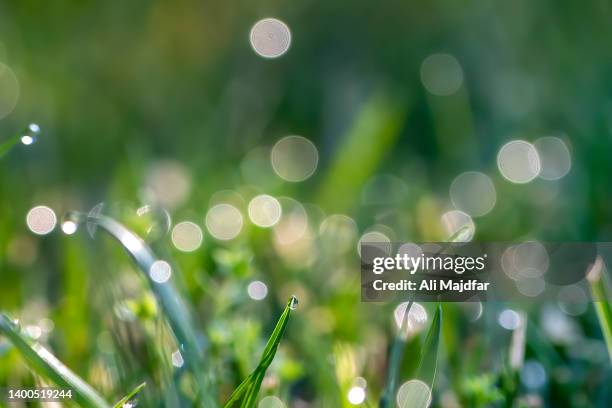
[587,256,612,362]
[223,296,297,408]
[393,306,442,408]
[415,305,442,387]
[0,123,41,158]
[64,210,216,406]
[0,314,110,408]
[379,300,413,408]
[113,382,146,408]
[381,230,463,407]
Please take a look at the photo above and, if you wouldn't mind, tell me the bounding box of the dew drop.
[20,123,41,145]
[289,296,298,310]
[61,220,78,235]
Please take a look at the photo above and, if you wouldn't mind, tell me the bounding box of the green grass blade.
[381,230,462,407]
[0,314,110,408]
[393,305,441,408]
[64,210,216,406]
[0,124,41,158]
[587,256,612,362]
[379,300,413,408]
[0,134,19,157]
[113,382,146,408]
[316,93,406,212]
[223,296,297,408]
[416,305,442,387]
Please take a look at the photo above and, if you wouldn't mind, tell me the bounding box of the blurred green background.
[0,0,611,407]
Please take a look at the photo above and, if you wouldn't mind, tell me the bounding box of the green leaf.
[416,304,442,386]
[113,382,146,408]
[0,314,110,408]
[223,296,297,408]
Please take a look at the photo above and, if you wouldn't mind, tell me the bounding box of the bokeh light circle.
[396,379,432,408]
[171,221,203,252]
[205,203,243,240]
[150,260,172,283]
[0,63,19,119]
[271,136,319,182]
[441,210,475,242]
[250,18,291,58]
[319,214,358,254]
[498,309,521,330]
[449,171,496,217]
[258,396,286,408]
[347,386,366,405]
[497,140,541,183]
[145,160,192,209]
[26,206,57,235]
[420,53,463,96]
[534,136,571,180]
[248,194,282,227]
[357,230,392,260]
[247,280,268,300]
[394,302,428,339]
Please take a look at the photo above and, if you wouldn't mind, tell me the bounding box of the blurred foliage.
[0,0,611,407]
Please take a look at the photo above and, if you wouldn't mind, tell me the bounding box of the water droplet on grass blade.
[61,220,78,235]
[135,205,172,241]
[171,350,184,368]
[289,296,298,310]
[86,203,105,237]
[20,123,41,145]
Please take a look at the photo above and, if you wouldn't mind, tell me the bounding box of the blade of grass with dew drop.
[587,256,612,362]
[223,296,297,408]
[0,123,41,158]
[113,382,146,408]
[0,314,111,408]
[64,210,216,406]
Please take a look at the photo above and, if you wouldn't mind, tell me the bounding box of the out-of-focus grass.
[112,382,146,408]
[0,314,110,408]
[1,1,612,406]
